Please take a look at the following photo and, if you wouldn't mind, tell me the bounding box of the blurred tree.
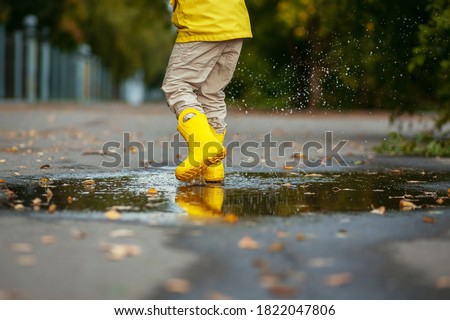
[0,0,174,84]
[409,0,450,129]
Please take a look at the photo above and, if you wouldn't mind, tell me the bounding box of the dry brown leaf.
[206,291,232,300]
[269,284,298,297]
[436,276,450,289]
[16,255,37,267]
[40,164,50,169]
[422,216,436,224]
[105,209,122,220]
[164,278,191,294]
[224,213,239,224]
[82,179,96,186]
[296,233,305,241]
[370,205,386,215]
[268,242,285,253]
[32,198,42,206]
[399,199,417,211]
[109,229,136,238]
[0,179,5,183]
[14,204,25,211]
[238,236,260,250]
[324,272,352,287]
[10,243,33,253]
[48,204,57,214]
[40,235,57,245]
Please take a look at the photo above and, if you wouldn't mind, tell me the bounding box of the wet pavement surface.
[1,103,450,299]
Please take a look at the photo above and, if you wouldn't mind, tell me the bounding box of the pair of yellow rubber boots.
[175,108,225,183]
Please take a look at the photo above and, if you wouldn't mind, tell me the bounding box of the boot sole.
[176,149,226,182]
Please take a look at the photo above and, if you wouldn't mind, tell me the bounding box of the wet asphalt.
[0,103,449,299]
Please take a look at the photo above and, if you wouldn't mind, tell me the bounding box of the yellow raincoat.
[170,0,252,43]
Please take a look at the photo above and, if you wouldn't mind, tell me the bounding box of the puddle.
[1,170,449,221]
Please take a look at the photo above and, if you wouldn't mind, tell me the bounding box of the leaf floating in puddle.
[48,204,57,214]
[324,272,353,287]
[370,205,386,215]
[223,213,239,224]
[422,216,436,224]
[164,278,191,294]
[147,187,158,195]
[399,199,417,211]
[82,179,96,186]
[105,209,122,220]
[238,236,260,250]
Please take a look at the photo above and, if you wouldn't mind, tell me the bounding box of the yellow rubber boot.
[203,129,226,183]
[175,186,223,217]
[175,108,226,182]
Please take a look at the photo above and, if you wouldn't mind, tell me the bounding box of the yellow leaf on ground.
[164,278,191,294]
[105,209,121,220]
[370,205,386,215]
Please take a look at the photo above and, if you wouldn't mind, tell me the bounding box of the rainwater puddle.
[1,170,449,222]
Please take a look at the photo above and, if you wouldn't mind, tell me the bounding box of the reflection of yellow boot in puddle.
[175,186,224,218]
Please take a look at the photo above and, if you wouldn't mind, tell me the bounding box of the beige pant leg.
[162,41,223,118]
[161,40,243,131]
[198,39,243,134]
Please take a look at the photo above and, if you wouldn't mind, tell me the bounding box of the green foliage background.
[0,0,448,128]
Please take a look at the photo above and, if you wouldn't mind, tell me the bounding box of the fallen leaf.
[307,257,335,268]
[296,233,305,241]
[14,204,25,211]
[82,179,96,186]
[436,276,450,289]
[252,258,270,270]
[46,189,53,202]
[31,198,42,206]
[224,213,239,224]
[16,255,37,267]
[276,231,288,238]
[109,229,136,238]
[206,291,232,300]
[40,164,50,169]
[0,179,5,183]
[436,198,444,205]
[268,242,285,253]
[269,284,298,297]
[48,204,57,214]
[336,229,349,238]
[238,236,260,250]
[164,278,191,294]
[260,274,280,289]
[370,205,386,215]
[67,196,73,204]
[71,228,87,240]
[422,216,436,224]
[100,243,142,261]
[448,188,450,198]
[40,235,57,244]
[146,188,158,195]
[281,183,292,187]
[324,272,353,287]
[399,199,417,211]
[10,243,33,253]
[105,209,122,220]
[0,159,6,163]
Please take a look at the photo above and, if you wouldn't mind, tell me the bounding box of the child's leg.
[162,42,224,119]
[197,39,243,134]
